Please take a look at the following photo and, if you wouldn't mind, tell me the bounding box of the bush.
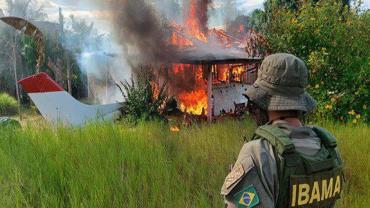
[0,117,21,128]
[0,93,18,116]
[116,66,171,122]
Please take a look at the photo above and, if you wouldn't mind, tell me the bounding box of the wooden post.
[207,64,213,123]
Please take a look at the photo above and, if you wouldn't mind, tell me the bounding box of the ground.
[0,115,369,207]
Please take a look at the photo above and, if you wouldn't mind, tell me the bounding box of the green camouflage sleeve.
[221,139,279,208]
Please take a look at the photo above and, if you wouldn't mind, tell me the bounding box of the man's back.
[221,53,345,208]
[221,122,344,208]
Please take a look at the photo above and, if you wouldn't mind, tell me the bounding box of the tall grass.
[0,120,368,207]
[321,122,370,207]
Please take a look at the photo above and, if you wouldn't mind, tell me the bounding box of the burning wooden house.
[171,50,263,122]
[160,14,268,122]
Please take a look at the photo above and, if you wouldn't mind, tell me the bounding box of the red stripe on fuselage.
[18,72,64,93]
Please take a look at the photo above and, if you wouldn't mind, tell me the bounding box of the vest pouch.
[300,147,335,174]
[304,158,336,174]
[285,153,301,167]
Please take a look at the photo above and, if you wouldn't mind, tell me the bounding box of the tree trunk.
[47,57,64,88]
[13,34,21,120]
[66,56,72,94]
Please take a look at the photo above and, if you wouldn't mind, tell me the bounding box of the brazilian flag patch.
[233,185,260,208]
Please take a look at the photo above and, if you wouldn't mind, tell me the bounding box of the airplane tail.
[18,72,123,126]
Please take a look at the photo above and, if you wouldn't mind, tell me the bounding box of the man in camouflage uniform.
[221,53,344,208]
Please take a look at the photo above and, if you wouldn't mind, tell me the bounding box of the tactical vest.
[254,125,344,208]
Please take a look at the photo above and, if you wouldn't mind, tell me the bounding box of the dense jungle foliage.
[250,0,370,123]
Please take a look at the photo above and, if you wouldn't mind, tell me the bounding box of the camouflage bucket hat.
[244,53,317,113]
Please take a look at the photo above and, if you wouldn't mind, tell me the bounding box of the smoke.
[223,0,240,27]
[106,0,214,65]
[77,42,129,104]
[63,10,131,104]
[108,0,177,65]
[68,0,246,105]
[73,0,216,104]
[75,0,182,104]
[151,0,182,23]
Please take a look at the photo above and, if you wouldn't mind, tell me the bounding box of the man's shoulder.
[238,138,275,162]
[221,138,279,207]
[241,138,270,151]
[228,139,270,186]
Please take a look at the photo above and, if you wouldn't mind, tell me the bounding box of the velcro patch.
[234,185,260,208]
[224,164,245,189]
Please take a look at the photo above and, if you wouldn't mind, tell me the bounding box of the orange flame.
[172,63,186,75]
[167,0,210,116]
[166,1,263,116]
[170,125,180,132]
[170,24,193,47]
[216,65,230,82]
[185,0,208,43]
[239,24,245,33]
[176,65,207,115]
[231,65,246,82]
[178,89,207,115]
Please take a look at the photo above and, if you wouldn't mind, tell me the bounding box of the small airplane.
[18,72,123,126]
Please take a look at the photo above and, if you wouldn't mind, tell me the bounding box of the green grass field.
[0,119,368,207]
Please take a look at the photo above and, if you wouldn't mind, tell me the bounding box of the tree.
[68,15,95,50]
[250,0,370,123]
[253,0,352,27]
[248,9,266,31]
[0,0,46,96]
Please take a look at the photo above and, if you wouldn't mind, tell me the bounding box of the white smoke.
[77,34,130,104]
[55,0,132,104]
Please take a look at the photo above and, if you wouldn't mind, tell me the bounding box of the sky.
[0,0,113,32]
[0,0,369,33]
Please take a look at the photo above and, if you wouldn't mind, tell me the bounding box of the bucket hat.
[244,53,316,113]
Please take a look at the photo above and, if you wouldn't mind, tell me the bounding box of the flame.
[178,89,207,115]
[185,0,208,43]
[170,125,180,132]
[239,24,245,33]
[231,65,246,82]
[170,24,193,47]
[216,65,230,82]
[175,65,208,115]
[167,0,210,116]
[172,63,186,75]
[165,1,266,116]
[212,64,249,83]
